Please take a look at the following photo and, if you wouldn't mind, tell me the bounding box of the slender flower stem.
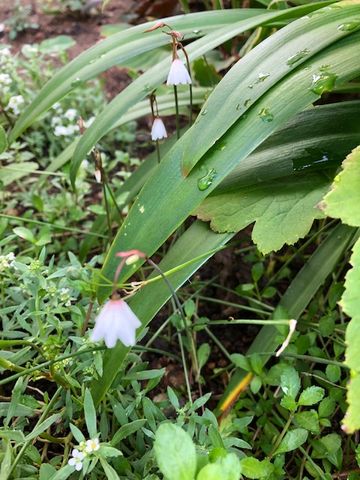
[105,181,122,219]
[173,85,180,139]
[147,258,193,404]
[102,182,112,237]
[81,301,94,336]
[155,140,161,163]
[180,45,193,125]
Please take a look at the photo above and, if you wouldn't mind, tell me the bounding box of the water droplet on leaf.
[201,109,208,116]
[258,107,274,123]
[244,99,251,107]
[197,168,216,191]
[286,49,310,66]
[310,71,337,95]
[71,78,83,88]
[256,72,270,83]
[337,21,360,32]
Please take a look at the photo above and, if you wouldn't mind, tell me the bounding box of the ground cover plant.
[1,0,360,478]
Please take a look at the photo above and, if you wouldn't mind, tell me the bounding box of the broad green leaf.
[298,386,325,406]
[322,146,360,226]
[280,366,301,399]
[154,424,196,480]
[294,410,320,434]
[239,457,274,479]
[274,428,308,455]
[39,464,57,480]
[341,237,360,433]
[0,125,7,154]
[197,343,211,372]
[196,172,329,253]
[84,389,97,438]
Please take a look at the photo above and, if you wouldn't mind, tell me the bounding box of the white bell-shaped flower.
[151,117,167,141]
[91,299,141,348]
[166,58,192,86]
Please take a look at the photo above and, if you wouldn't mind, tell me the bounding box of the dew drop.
[256,72,270,83]
[197,168,216,191]
[244,99,251,107]
[286,49,310,66]
[310,71,337,95]
[258,107,274,123]
[248,84,254,89]
[192,29,202,35]
[236,103,241,110]
[338,20,360,32]
[201,109,208,116]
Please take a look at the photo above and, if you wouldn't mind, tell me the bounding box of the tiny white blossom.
[85,438,100,453]
[151,117,167,141]
[6,95,24,115]
[68,449,85,471]
[166,58,192,86]
[0,73,11,86]
[51,116,62,126]
[54,125,68,137]
[64,108,77,121]
[91,299,141,348]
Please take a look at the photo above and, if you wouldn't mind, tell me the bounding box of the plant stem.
[156,140,161,163]
[102,182,112,237]
[174,85,180,140]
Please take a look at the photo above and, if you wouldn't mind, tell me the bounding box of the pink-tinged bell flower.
[167,58,192,86]
[91,299,141,348]
[151,117,167,141]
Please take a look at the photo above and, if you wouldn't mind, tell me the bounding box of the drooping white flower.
[6,95,24,115]
[85,438,100,454]
[91,299,141,348]
[151,117,167,141]
[94,169,102,183]
[68,449,85,471]
[166,58,192,86]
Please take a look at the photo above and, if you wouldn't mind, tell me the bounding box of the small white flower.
[0,73,11,86]
[166,58,192,86]
[85,438,100,453]
[6,95,24,115]
[64,108,77,121]
[68,448,85,471]
[51,116,62,127]
[151,117,167,141]
[91,299,141,348]
[54,125,68,137]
